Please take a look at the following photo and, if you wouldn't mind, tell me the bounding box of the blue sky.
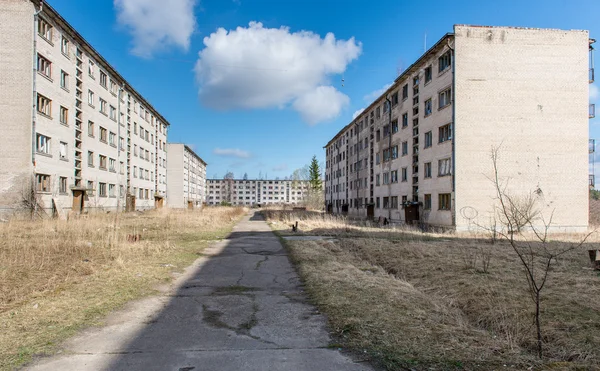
[47,0,600,179]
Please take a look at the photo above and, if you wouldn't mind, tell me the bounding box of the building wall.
[166,144,184,207]
[454,25,590,232]
[207,179,309,206]
[0,0,34,212]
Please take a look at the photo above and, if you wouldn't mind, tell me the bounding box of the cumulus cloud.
[272,163,288,172]
[292,86,350,125]
[194,21,362,124]
[213,148,251,158]
[114,0,198,57]
[352,108,364,119]
[364,83,392,102]
[591,84,599,101]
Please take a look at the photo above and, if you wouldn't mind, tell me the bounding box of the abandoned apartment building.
[0,0,170,215]
[206,179,310,207]
[325,25,594,232]
[166,144,207,209]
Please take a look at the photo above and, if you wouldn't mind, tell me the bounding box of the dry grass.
[0,207,245,370]
[266,209,600,370]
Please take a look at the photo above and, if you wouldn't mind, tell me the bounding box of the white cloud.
[272,163,288,172]
[213,148,251,158]
[292,86,350,125]
[194,21,361,124]
[364,83,392,102]
[591,84,599,101]
[352,108,364,119]
[114,0,198,57]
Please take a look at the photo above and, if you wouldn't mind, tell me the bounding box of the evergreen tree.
[308,155,322,190]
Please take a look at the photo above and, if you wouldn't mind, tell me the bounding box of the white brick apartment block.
[166,144,207,209]
[206,179,310,207]
[0,0,170,215]
[325,25,593,232]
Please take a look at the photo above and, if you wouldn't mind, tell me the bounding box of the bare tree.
[488,146,593,358]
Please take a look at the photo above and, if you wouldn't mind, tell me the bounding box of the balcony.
[591,68,595,83]
[591,104,596,119]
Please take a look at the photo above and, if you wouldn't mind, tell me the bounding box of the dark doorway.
[71,189,85,213]
[404,204,420,225]
[366,204,375,219]
[155,196,164,209]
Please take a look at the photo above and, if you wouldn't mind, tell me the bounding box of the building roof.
[324,32,453,148]
[35,0,171,127]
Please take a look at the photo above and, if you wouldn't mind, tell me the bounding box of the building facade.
[0,0,169,215]
[206,179,309,206]
[166,144,207,209]
[325,25,593,232]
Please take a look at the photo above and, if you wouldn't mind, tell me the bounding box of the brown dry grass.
[266,209,600,370]
[0,207,245,370]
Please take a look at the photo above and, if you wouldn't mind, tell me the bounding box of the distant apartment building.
[325,25,594,232]
[206,179,309,206]
[0,0,169,214]
[166,144,207,209]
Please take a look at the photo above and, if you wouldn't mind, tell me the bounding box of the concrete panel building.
[325,25,593,232]
[206,179,309,206]
[0,0,169,215]
[166,144,207,209]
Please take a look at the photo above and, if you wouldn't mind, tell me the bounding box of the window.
[376,106,381,119]
[383,124,390,137]
[60,70,68,89]
[100,71,107,88]
[392,92,399,106]
[99,155,107,169]
[439,193,451,210]
[439,51,451,73]
[59,141,67,160]
[424,131,432,148]
[120,161,124,174]
[109,132,116,146]
[38,18,52,41]
[88,151,94,166]
[37,54,51,78]
[391,145,398,159]
[109,158,116,172]
[88,121,95,137]
[402,113,408,128]
[391,119,399,133]
[109,184,115,197]
[424,98,432,116]
[59,176,67,194]
[439,123,452,143]
[99,183,107,197]
[402,141,408,156]
[439,87,452,109]
[376,174,380,186]
[133,166,137,178]
[99,98,107,114]
[36,174,50,192]
[88,60,95,78]
[424,65,432,83]
[109,105,116,120]
[424,194,432,210]
[383,197,389,209]
[438,158,451,176]
[401,167,408,182]
[110,80,118,95]
[61,36,69,56]
[391,196,398,209]
[56,106,68,126]
[375,153,380,165]
[391,170,398,183]
[99,127,107,142]
[402,84,408,100]
[424,162,432,178]
[88,90,95,106]
[383,172,390,185]
[36,134,50,155]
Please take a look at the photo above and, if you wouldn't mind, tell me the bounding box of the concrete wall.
[454,25,590,232]
[166,143,184,208]
[0,0,34,213]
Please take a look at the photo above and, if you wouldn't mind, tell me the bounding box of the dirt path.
[27,211,372,371]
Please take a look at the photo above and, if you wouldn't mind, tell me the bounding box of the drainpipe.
[447,37,456,227]
[386,97,392,221]
[355,122,359,213]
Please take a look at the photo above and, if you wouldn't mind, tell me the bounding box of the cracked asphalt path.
[27,211,372,371]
